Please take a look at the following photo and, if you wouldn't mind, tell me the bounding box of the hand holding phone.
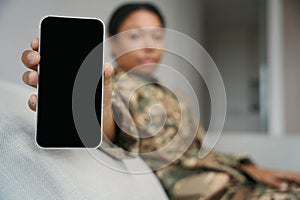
[21,15,116,148]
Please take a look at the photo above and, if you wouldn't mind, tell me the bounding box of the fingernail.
[28,72,35,85]
[27,52,37,64]
[108,67,113,77]
[105,67,111,77]
[29,97,35,106]
[280,182,288,191]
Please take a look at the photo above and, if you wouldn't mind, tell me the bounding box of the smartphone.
[36,15,104,148]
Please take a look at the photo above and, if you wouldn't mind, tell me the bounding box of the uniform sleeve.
[111,90,140,154]
[174,89,256,183]
[173,88,256,167]
[215,151,256,168]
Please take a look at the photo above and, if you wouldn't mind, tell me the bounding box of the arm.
[238,163,300,190]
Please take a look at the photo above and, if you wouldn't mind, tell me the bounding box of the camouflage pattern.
[99,67,300,200]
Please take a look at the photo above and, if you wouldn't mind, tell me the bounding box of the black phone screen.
[37,16,104,148]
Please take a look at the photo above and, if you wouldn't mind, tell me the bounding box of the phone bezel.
[36,15,105,149]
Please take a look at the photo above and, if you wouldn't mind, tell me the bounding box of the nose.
[142,36,156,52]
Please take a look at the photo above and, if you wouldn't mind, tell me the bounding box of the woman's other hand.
[240,164,300,191]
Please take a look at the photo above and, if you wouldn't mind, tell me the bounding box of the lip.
[139,58,157,65]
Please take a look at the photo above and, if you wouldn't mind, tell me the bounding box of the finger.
[28,94,37,111]
[31,37,39,51]
[103,63,114,106]
[277,172,300,184]
[21,50,40,70]
[22,71,38,88]
[104,63,114,87]
[279,182,289,191]
[266,177,287,190]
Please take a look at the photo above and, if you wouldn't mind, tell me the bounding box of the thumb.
[103,63,114,106]
[104,63,114,87]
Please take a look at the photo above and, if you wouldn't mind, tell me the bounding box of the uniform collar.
[115,67,159,84]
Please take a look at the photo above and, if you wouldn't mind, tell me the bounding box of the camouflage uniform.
[100,67,300,200]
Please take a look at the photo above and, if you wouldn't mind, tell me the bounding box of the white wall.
[203,0,262,132]
[0,0,204,87]
[284,0,300,134]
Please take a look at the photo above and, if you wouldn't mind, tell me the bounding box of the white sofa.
[0,81,169,200]
[215,133,300,172]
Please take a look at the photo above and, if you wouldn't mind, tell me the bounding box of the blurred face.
[110,9,164,74]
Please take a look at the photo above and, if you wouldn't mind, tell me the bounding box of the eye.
[153,34,163,41]
[129,33,141,40]
[152,32,164,41]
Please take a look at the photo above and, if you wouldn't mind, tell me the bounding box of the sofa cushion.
[0,81,168,200]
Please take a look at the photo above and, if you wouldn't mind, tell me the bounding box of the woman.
[21,2,300,199]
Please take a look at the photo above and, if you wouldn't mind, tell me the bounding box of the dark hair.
[108,2,165,36]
